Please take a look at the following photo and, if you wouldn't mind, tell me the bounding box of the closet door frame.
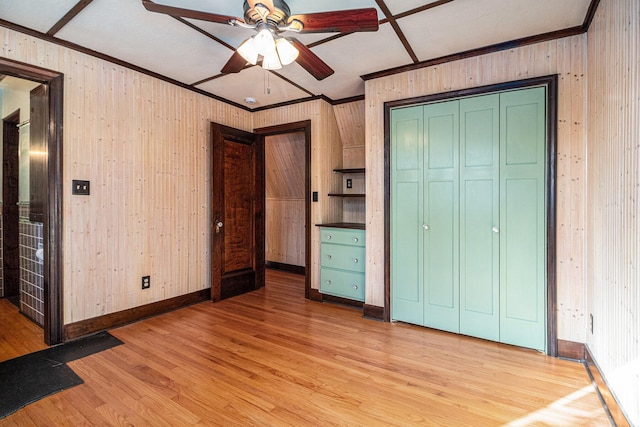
[383,75,558,356]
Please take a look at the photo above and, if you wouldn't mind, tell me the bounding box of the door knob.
[215,220,223,234]
[492,226,499,233]
[422,224,430,230]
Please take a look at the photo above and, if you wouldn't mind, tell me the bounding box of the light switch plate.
[72,180,90,195]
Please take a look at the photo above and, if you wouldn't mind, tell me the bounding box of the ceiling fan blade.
[288,8,379,33]
[290,39,334,81]
[220,51,248,74]
[141,0,240,25]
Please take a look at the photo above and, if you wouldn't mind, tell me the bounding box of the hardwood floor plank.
[1,270,611,426]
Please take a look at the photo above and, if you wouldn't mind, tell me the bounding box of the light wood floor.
[1,270,610,426]
[0,298,46,362]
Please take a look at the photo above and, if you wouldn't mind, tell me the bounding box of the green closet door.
[499,87,547,352]
[423,101,460,334]
[391,106,424,325]
[459,94,500,341]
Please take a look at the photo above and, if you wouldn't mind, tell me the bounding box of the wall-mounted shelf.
[333,168,365,174]
[330,168,365,197]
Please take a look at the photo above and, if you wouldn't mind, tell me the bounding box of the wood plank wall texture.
[586,0,639,423]
[0,28,253,324]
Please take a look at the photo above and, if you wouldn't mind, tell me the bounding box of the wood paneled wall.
[586,0,639,424]
[365,35,588,342]
[265,132,305,267]
[333,101,365,168]
[254,100,343,289]
[1,28,252,324]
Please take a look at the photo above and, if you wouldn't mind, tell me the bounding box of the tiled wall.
[18,203,44,326]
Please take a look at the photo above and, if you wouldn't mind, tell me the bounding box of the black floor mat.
[0,331,124,419]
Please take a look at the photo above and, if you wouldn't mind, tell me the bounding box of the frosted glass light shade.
[254,28,276,56]
[237,37,259,65]
[275,38,299,65]
[262,50,282,70]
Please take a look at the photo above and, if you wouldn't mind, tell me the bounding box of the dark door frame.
[384,75,558,356]
[254,121,312,299]
[0,57,64,345]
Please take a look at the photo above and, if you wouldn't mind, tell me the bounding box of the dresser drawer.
[320,227,365,247]
[320,268,365,301]
[320,244,365,272]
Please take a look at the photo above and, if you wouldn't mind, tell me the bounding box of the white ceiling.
[0,0,592,109]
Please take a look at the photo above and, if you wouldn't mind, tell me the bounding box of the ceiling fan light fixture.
[237,37,259,65]
[262,50,282,70]
[275,37,298,65]
[253,27,276,57]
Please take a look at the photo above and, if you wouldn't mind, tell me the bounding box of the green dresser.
[319,226,365,301]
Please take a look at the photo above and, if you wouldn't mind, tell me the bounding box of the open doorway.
[264,131,306,275]
[1,76,44,323]
[0,58,64,346]
[255,121,311,297]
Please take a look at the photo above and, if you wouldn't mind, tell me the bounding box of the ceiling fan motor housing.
[243,0,291,27]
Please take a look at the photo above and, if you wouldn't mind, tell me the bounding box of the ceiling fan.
[141,0,379,80]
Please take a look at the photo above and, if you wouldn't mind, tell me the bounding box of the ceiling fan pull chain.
[264,70,271,95]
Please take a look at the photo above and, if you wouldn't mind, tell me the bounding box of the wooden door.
[459,94,500,341]
[211,123,265,301]
[422,100,460,334]
[499,87,547,351]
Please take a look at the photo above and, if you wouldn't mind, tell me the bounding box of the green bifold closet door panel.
[499,88,546,351]
[422,101,460,334]
[391,86,546,352]
[391,100,460,333]
[459,94,500,342]
[391,105,424,325]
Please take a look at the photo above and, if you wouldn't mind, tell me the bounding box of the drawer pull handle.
[327,234,332,239]
[326,255,332,260]
[353,285,358,290]
[353,237,359,242]
[325,280,332,285]
[353,258,359,263]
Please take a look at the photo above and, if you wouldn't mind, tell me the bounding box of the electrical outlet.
[346,178,353,189]
[142,276,150,290]
[589,313,594,334]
